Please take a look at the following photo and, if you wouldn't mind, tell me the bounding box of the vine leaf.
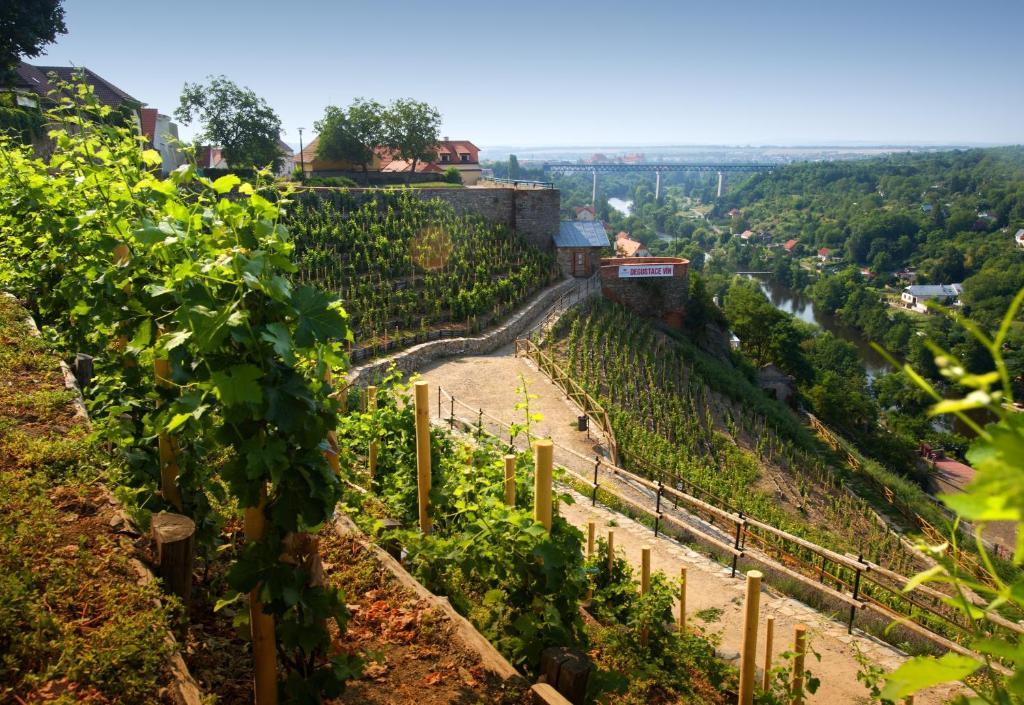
[880,653,980,700]
[293,285,347,347]
[211,364,264,406]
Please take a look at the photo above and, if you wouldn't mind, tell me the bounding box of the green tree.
[313,98,385,177]
[383,98,441,183]
[0,0,66,82]
[175,75,283,172]
[442,166,462,184]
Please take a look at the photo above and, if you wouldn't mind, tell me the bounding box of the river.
[608,197,632,217]
[753,277,892,380]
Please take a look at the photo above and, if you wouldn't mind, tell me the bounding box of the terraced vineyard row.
[289,191,557,344]
[551,299,916,569]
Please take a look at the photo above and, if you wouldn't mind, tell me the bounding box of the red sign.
[618,264,674,278]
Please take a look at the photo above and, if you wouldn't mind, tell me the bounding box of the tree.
[0,0,66,82]
[442,166,462,184]
[383,98,441,183]
[314,98,385,178]
[175,75,283,172]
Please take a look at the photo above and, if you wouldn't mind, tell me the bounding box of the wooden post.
[904,698,914,705]
[533,439,553,531]
[322,370,341,476]
[678,566,687,633]
[791,624,807,705]
[587,521,596,556]
[154,358,183,511]
[367,385,378,480]
[762,616,775,691]
[738,570,763,705]
[245,489,277,705]
[414,381,432,534]
[151,511,195,603]
[504,454,516,507]
[640,546,651,647]
[607,530,615,572]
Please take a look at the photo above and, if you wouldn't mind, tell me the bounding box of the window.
[440,153,450,163]
[460,153,470,163]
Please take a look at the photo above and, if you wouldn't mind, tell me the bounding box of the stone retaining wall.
[347,277,575,387]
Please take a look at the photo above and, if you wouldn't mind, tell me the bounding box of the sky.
[33,0,1024,149]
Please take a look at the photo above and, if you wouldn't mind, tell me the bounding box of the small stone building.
[599,257,689,329]
[555,221,610,277]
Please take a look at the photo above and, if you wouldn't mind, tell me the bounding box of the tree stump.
[539,647,591,705]
[151,512,195,604]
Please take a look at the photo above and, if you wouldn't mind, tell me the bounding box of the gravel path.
[415,347,962,704]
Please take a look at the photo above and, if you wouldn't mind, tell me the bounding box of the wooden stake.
[791,624,807,705]
[245,489,278,705]
[504,454,516,507]
[678,566,687,633]
[533,439,553,531]
[587,521,596,556]
[738,570,763,705]
[607,530,615,572]
[154,358,183,511]
[763,616,775,691]
[640,546,651,647]
[414,381,432,534]
[151,511,195,604]
[322,369,341,475]
[367,385,378,480]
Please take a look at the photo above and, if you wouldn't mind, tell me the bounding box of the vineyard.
[288,191,557,350]
[331,374,816,705]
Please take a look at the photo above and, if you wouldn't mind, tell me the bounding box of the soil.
[181,526,531,705]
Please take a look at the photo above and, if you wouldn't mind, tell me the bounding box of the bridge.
[543,161,775,200]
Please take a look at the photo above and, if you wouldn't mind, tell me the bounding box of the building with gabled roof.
[574,205,596,221]
[615,231,650,257]
[783,239,798,253]
[901,283,963,313]
[555,221,610,277]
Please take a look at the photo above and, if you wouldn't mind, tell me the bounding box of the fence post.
[587,521,596,556]
[678,566,687,633]
[504,454,516,507]
[367,385,378,481]
[654,481,663,537]
[791,624,807,705]
[763,615,775,691]
[732,515,744,577]
[154,357,183,511]
[849,554,863,634]
[449,396,454,430]
[478,408,483,436]
[640,546,651,646]
[437,385,440,419]
[414,381,432,534]
[738,570,762,705]
[607,531,615,572]
[533,439,553,531]
[245,488,278,705]
[591,455,600,506]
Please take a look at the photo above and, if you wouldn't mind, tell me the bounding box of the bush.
[443,166,463,184]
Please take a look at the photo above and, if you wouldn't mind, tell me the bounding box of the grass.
[0,295,177,704]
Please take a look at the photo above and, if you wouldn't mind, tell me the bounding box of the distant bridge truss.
[543,161,775,199]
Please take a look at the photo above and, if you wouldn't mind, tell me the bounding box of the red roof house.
[783,239,798,252]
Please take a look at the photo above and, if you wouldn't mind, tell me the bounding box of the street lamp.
[298,127,305,180]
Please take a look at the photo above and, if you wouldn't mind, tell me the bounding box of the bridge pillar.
[591,170,597,207]
[655,170,662,200]
[716,171,724,198]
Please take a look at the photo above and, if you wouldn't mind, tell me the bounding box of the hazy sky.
[35,0,1024,148]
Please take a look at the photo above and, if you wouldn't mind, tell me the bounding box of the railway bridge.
[542,162,774,200]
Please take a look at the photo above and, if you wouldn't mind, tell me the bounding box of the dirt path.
[416,350,963,705]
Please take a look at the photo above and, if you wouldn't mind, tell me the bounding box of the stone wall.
[347,277,575,387]
[599,257,690,329]
[331,187,560,253]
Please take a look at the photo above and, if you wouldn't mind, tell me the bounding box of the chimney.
[444,135,449,142]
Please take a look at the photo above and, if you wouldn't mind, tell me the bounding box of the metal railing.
[479,176,555,189]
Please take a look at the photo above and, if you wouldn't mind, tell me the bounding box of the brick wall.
[599,257,690,329]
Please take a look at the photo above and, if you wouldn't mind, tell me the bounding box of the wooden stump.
[151,512,195,604]
[539,647,591,705]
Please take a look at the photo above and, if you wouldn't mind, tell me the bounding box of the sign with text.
[618,264,674,278]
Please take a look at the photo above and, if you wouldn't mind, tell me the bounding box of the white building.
[901,284,963,313]
[1015,228,1024,248]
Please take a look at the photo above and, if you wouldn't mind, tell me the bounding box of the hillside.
[547,298,942,569]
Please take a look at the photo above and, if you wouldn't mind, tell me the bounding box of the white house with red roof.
[574,205,597,221]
